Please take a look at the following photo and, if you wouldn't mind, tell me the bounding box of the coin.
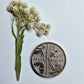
[31,42,66,78]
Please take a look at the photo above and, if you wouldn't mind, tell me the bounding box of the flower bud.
[13,6,18,12]
[24,8,29,14]
[27,22,34,30]
[7,4,13,12]
[44,29,49,35]
[18,0,22,6]
[35,23,40,29]
[19,6,23,10]
[46,24,51,29]
[22,3,28,8]
[36,16,41,22]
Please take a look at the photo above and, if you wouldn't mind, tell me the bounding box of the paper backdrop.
[0,0,84,84]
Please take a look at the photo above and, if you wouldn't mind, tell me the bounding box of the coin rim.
[30,42,66,78]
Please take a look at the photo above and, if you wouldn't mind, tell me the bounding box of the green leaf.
[12,19,17,39]
[21,29,25,35]
[18,26,23,32]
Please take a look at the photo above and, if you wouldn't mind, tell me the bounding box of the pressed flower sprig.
[7,0,51,81]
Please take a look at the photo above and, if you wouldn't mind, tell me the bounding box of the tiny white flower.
[18,0,22,6]
[10,0,15,6]
[46,24,51,29]
[22,2,27,8]
[36,16,41,22]
[20,22,24,27]
[41,23,45,26]
[7,4,13,11]
[34,11,39,16]
[37,29,44,36]
[37,32,42,36]
[40,25,45,29]
[27,22,34,29]
[24,8,29,14]
[44,29,49,35]
[28,16,32,21]
[40,23,46,29]
[31,19,35,22]
[19,6,23,10]
[31,7,36,11]
[13,6,18,12]
[29,14,33,18]
[35,23,40,29]
[14,1,18,6]
[10,4,13,8]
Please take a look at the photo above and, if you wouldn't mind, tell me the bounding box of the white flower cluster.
[7,0,51,36]
[35,23,51,36]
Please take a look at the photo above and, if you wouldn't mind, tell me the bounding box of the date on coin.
[31,42,66,78]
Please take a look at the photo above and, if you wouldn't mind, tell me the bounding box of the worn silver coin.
[31,42,66,78]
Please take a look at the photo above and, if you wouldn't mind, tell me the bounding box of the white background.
[0,0,84,84]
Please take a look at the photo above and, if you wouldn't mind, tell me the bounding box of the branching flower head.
[7,0,51,81]
[7,0,51,36]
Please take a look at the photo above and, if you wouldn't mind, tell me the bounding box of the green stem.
[12,18,25,81]
[15,29,25,81]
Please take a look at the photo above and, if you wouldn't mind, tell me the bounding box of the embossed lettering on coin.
[31,42,66,78]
